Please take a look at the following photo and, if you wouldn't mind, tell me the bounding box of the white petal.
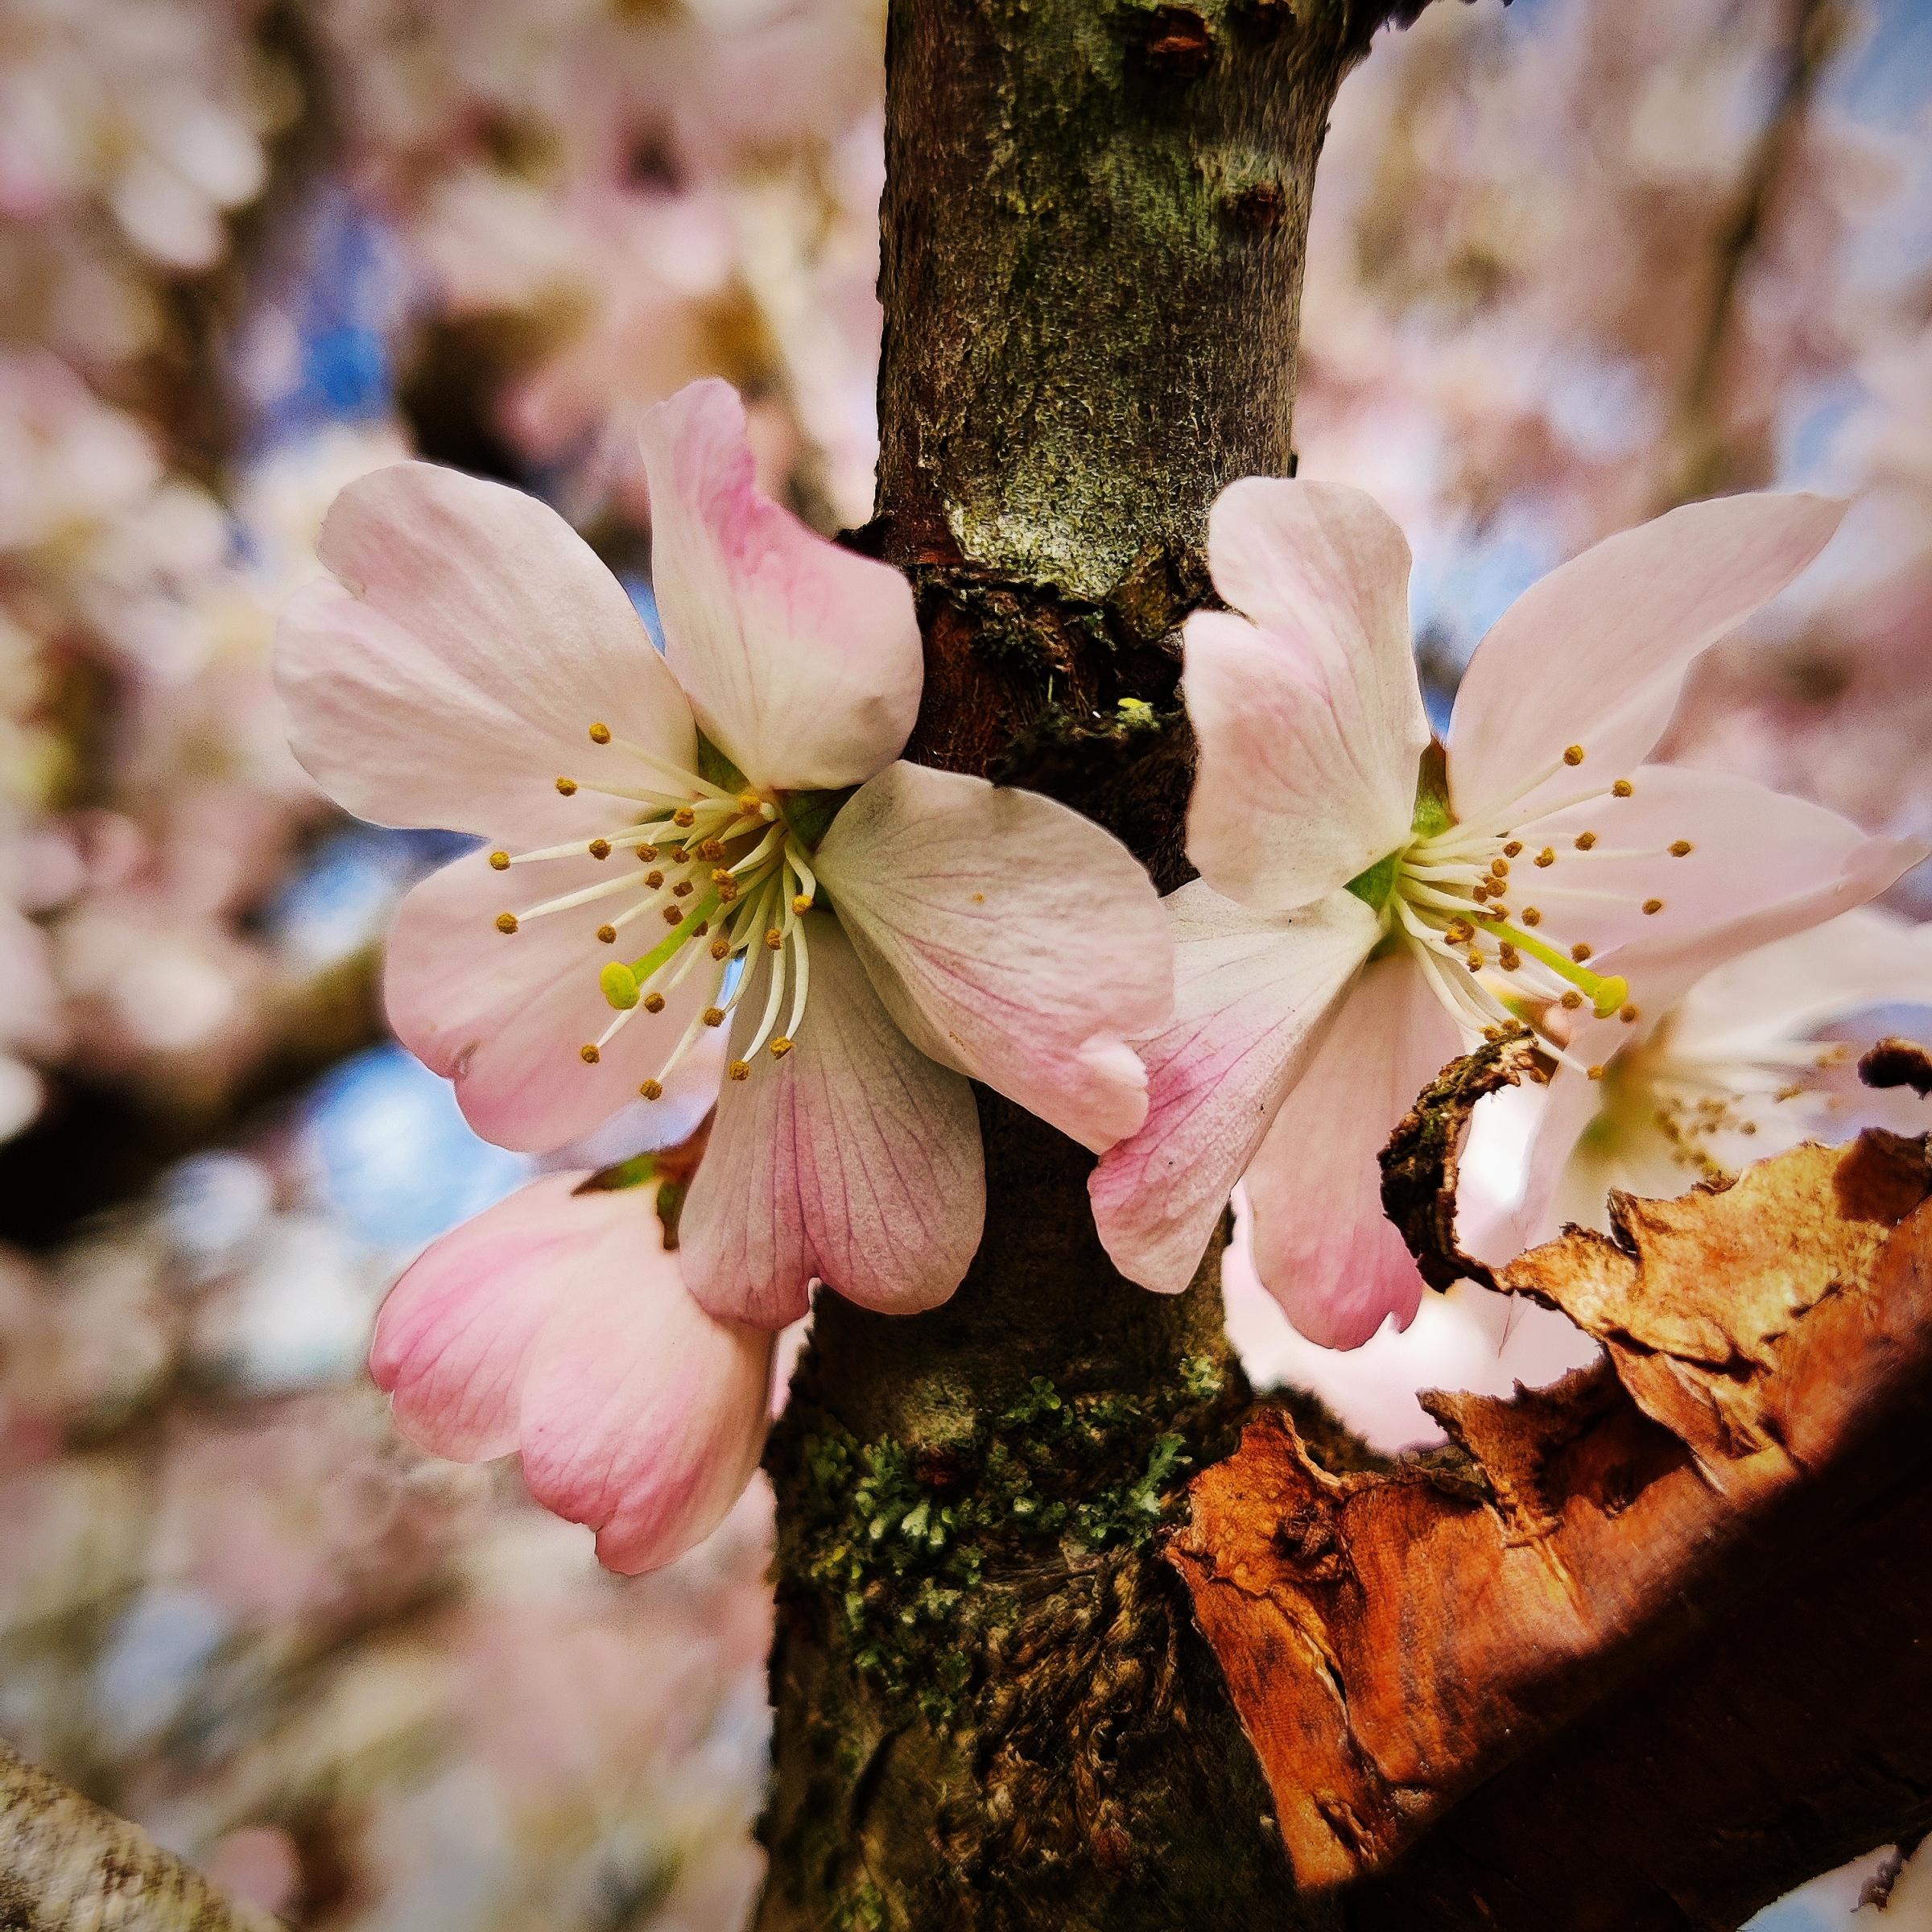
[813,762,1174,1152]
[1089,884,1377,1294]
[1184,477,1430,912]
[677,914,984,1327]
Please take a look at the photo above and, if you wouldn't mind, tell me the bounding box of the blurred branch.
[0,1737,284,1931]
[1662,0,1843,506]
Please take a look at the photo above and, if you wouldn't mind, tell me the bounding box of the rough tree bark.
[757,3,1387,1927]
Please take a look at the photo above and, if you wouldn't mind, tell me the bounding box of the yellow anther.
[1472,882,1492,902]
[712,868,733,884]
[1466,949,1484,970]
[791,893,813,915]
[764,928,783,951]
[496,912,518,934]
[1570,942,1592,962]
[692,920,709,937]
[698,840,725,861]
[1587,1063,1606,1081]
[555,777,578,796]
[1612,778,1634,798]
[1521,906,1542,927]
[671,846,691,863]
[643,992,666,1013]
[638,1078,663,1100]
[1503,841,1523,858]
[1642,898,1663,915]
[1535,847,1555,868]
[1444,919,1473,945]
[645,869,665,889]
[729,1060,753,1082]
[703,1007,727,1028]
[672,878,694,898]
[1498,944,1521,972]
[1563,745,1585,766]
[588,839,612,860]
[1670,840,1693,857]
[597,923,617,944]
[1490,858,1509,878]
[588,722,612,745]
[637,844,658,863]
[1483,1025,1504,1042]
[1574,832,1597,851]
[770,1038,794,1058]
[662,905,683,925]
[489,850,510,871]
[717,880,740,904]
[600,962,640,1010]
[1618,1001,1640,1024]
[710,938,731,960]
[737,791,762,815]
[673,806,696,828]
[580,1043,601,1064]
[1560,991,1583,1011]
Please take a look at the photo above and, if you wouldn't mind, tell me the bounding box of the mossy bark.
[757,4,1377,1926]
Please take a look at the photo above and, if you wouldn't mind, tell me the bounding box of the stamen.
[1643,898,1663,915]
[639,1078,663,1100]
[597,924,617,944]
[555,777,577,796]
[588,840,612,860]
[729,1061,753,1082]
[643,992,665,1013]
[1574,832,1597,851]
[1563,745,1585,766]
[580,1044,601,1064]
[1612,778,1634,798]
[489,850,510,870]
[1535,848,1555,868]
[588,722,612,745]
[496,912,518,934]
[1670,840,1693,857]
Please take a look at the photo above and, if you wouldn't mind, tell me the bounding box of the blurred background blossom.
[0,0,1926,1923]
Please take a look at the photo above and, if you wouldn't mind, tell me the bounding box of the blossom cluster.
[279,375,1927,1574]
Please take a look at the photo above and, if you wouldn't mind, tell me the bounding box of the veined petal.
[1185,478,1429,913]
[517,1209,774,1576]
[278,463,695,841]
[1242,952,1463,1351]
[1448,493,1845,828]
[386,847,716,1154]
[641,379,921,791]
[1090,884,1377,1295]
[814,762,1173,1152]
[677,913,984,1327]
[370,1170,625,1462]
[1520,765,1923,983]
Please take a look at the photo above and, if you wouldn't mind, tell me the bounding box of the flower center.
[1352,748,1695,1066]
[1585,1021,1851,1179]
[488,723,822,1096]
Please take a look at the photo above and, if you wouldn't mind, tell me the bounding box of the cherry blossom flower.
[371,1167,774,1575]
[1476,906,1932,1253]
[279,378,1171,1327]
[1092,478,1922,1348]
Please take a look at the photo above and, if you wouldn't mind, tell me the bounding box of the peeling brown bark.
[1172,1131,1932,1928]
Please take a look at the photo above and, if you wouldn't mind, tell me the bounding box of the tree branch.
[0,1740,283,1932]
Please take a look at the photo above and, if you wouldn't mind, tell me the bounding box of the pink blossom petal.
[386,846,717,1154]
[1242,953,1463,1351]
[370,1170,621,1461]
[1090,883,1378,1295]
[278,463,695,841]
[1185,478,1429,912]
[640,380,921,791]
[1447,493,1846,828]
[677,913,983,1327]
[517,1213,775,1575]
[1518,765,1923,985]
[813,762,1173,1153]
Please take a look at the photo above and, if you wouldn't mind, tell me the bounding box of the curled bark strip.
[0,1740,284,1930]
[1170,1132,1932,1896]
[1861,1035,1932,1098]
[1377,1024,1546,1291]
